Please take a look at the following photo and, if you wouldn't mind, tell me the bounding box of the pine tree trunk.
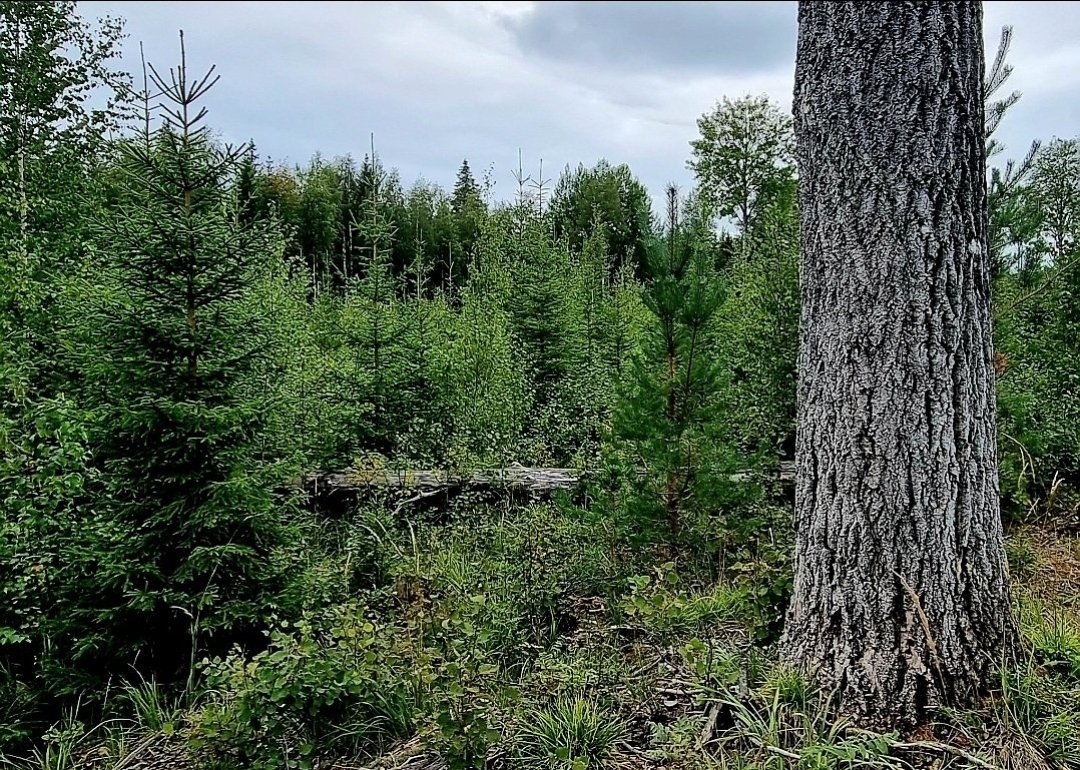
[783,0,1016,726]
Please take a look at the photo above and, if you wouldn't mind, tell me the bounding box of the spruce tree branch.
[994,251,1080,320]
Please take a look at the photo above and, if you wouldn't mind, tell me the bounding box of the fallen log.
[302,461,795,514]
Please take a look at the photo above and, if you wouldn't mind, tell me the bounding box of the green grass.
[0,711,135,770]
[991,659,1080,768]
[514,698,626,770]
[117,679,181,734]
[702,677,904,770]
[1021,603,1080,680]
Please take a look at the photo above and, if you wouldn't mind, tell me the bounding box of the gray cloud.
[504,1,795,75]
[75,0,1080,206]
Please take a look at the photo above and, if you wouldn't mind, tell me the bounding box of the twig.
[995,251,1080,320]
[698,702,723,749]
[895,572,944,680]
[849,728,998,770]
[391,487,449,516]
[112,734,160,770]
[744,734,802,760]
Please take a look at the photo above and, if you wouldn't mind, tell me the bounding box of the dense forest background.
[2,4,1079,769]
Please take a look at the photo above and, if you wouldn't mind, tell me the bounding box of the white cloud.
[77,0,1080,198]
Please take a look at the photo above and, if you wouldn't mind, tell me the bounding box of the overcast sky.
[79,1,1080,201]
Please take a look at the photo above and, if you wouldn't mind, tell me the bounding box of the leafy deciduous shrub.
[621,562,743,643]
[192,603,414,770]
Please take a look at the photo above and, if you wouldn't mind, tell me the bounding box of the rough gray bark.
[783,1,1016,725]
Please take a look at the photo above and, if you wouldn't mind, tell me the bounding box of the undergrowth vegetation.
[3,4,1080,769]
[5,500,1078,770]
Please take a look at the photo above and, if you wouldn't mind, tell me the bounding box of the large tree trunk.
[783,1,1016,726]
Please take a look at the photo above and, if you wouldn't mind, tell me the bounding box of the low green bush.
[191,603,414,770]
[621,562,744,643]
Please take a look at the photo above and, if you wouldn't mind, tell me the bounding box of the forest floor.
[21,501,1080,770]
[357,519,1080,770]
